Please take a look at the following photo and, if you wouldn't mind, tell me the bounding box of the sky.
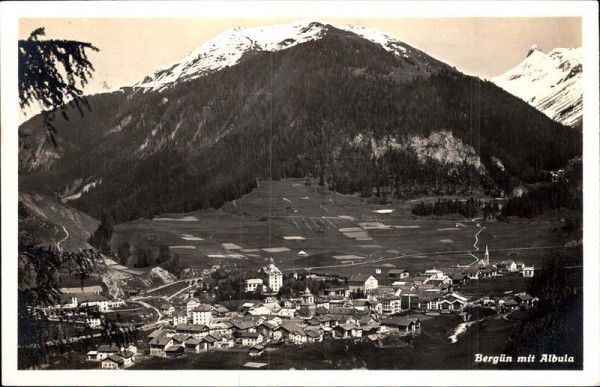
[18,17,581,118]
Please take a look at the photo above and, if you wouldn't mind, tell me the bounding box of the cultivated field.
[112,179,579,278]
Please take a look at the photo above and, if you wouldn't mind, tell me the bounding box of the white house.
[245,279,264,293]
[191,304,213,325]
[348,274,378,293]
[521,266,535,278]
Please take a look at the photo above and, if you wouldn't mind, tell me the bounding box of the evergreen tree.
[19,27,99,145]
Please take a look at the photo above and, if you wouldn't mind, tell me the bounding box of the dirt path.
[56,225,69,252]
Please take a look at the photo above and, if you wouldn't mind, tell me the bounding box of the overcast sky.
[19,17,581,113]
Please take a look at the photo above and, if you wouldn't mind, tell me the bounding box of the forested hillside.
[19,25,581,223]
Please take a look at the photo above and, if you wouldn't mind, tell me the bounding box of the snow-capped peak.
[527,44,542,57]
[492,46,582,127]
[135,20,415,92]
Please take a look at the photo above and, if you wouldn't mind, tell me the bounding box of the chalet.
[436,293,469,312]
[348,274,378,293]
[212,304,230,316]
[332,323,362,339]
[411,275,430,286]
[171,334,192,346]
[463,267,481,280]
[175,323,210,338]
[380,317,421,334]
[212,333,234,349]
[278,308,297,319]
[502,299,519,311]
[325,287,351,298]
[288,328,308,344]
[424,269,444,279]
[101,354,125,370]
[248,345,264,357]
[515,294,537,307]
[480,266,498,278]
[149,336,175,357]
[161,304,175,316]
[96,344,120,360]
[388,269,410,280]
[521,266,535,278]
[184,338,202,353]
[240,332,263,347]
[165,345,185,358]
[451,273,469,285]
[351,299,376,313]
[117,350,136,368]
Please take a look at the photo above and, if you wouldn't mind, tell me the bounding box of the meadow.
[112,179,579,278]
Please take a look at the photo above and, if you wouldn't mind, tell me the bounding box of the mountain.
[491,45,582,127]
[19,21,582,222]
[135,21,450,91]
[19,192,99,251]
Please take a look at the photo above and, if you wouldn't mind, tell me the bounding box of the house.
[172,312,189,326]
[165,345,185,358]
[380,317,421,334]
[436,293,469,312]
[451,273,469,285]
[515,294,537,307]
[521,266,535,278]
[248,345,264,357]
[332,323,362,339]
[480,266,498,278]
[379,295,402,315]
[101,354,125,370]
[76,293,111,312]
[117,350,136,368]
[186,298,201,315]
[240,332,263,346]
[348,274,378,293]
[388,269,410,280]
[191,304,213,325]
[278,308,296,319]
[304,328,324,343]
[424,269,444,279]
[184,338,202,353]
[325,287,351,298]
[502,299,519,311]
[161,304,175,316]
[245,278,263,293]
[175,323,210,338]
[463,267,481,280]
[411,275,430,286]
[149,336,174,357]
[86,351,99,361]
[96,344,120,360]
[212,333,235,349]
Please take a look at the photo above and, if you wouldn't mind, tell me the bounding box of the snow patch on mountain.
[63,178,102,202]
[492,46,582,127]
[135,20,421,92]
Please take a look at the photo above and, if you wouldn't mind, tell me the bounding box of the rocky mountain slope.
[19,21,581,222]
[492,45,582,127]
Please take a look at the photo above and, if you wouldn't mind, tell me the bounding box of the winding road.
[56,225,69,252]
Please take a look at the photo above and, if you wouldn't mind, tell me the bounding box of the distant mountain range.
[19,21,582,222]
[492,45,582,128]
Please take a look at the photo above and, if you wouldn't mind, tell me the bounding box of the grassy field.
[112,179,580,278]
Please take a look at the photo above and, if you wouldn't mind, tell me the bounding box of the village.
[33,245,539,370]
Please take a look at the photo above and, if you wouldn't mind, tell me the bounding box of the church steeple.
[485,245,490,266]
